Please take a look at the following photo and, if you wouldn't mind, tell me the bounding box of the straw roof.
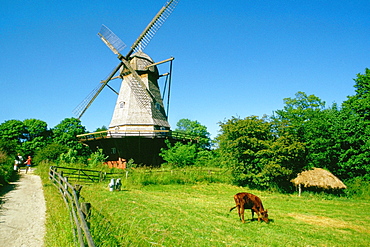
[291,168,347,189]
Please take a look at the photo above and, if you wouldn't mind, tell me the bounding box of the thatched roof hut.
[291,168,346,196]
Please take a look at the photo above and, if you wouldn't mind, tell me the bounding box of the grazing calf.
[230,192,269,223]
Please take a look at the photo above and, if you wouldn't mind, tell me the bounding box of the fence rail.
[49,166,95,247]
[50,166,108,183]
[76,129,200,141]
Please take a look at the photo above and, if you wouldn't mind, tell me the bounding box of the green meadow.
[81,183,370,247]
[40,167,370,247]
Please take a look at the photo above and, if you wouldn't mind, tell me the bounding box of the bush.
[160,141,197,168]
[344,177,370,200]
[34,143,68,165]
[88,149,108,169]
[0,151,14,186]
[58,149,78,164]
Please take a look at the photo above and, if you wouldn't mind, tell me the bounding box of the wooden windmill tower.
[74,0,184,166]
[75,0,178,133]
[108,49,171,135]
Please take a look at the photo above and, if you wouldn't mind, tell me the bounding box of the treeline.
[162,68,370,190]
[0,118,107,185]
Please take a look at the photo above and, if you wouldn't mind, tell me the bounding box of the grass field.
[80,182,370,247]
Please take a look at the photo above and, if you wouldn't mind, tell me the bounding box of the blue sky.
[1,0,369,138]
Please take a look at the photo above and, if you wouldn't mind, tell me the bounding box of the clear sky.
[1,0,369,138]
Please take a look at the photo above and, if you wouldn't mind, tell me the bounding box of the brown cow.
[229,192,269,223]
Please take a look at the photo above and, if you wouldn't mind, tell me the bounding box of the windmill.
[74,0,179,136]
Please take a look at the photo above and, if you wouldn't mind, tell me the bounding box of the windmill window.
[111,148,116,154]
[120,101,125,108]
[155,102,161,110]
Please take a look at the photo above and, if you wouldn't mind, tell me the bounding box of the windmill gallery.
[74,0,195,166]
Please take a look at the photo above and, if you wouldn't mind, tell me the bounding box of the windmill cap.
[128,51,158,74]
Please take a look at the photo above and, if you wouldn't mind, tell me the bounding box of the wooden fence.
[49,166,108,183]
[49,166,95,247]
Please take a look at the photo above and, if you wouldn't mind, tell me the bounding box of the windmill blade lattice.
[73,83,103,118]
[127,0,179,56]
[98,25,127,55]
[74,62,123,118]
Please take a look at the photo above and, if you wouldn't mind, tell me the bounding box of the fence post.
[74,184,83,200]
[81,202,92,228]
[64,177,69,197]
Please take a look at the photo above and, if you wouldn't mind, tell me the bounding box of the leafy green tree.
[271,92,335,169]
[0,120,26,143]
[52,118,88,156]
[334,110,370,180]
[95,125,108,132]
[216,116,305,189]
[175,118,211,149]
[336,68,370,179]
[0,139,19,157]
[33,143,69,164]
[160,140,197,167]
[216,116,270,187]
[22,119,51,156]
[343,68,370,120]
[273,91,326,140]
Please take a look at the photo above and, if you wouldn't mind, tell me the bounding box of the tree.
[175,119,211,149]
[273,91,326,141]
[33,143,69,164]
[160,140,197,167]
[0,120,26,143]
[333,109,370,180]
[0,139,18,157]
[160,119,213,167]
[95,125,108,132]
[271,92,333,170]
[22,119,51,156]
[343,68,370,120]
[52,118,88,156]
[337,68,370,179]
[216,116,305,189]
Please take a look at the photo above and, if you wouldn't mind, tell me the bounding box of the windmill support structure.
[77,130,199,167]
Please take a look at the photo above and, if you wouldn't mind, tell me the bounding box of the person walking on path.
[24,156,32,174]
[14,153,23,172]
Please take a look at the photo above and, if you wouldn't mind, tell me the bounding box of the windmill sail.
[98,25,127,55]
[127,0,180,57]
[75,0,180,120]
[74,62,123,119]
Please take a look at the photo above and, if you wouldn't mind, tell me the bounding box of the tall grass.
[119,167,232,187]
[35,162,75,246]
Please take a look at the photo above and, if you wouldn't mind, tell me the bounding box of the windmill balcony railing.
[76,129,199,142]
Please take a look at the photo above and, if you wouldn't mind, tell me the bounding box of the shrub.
[0,151,13,186]
[58,149,78,164]
[160,141,197,168]
[88,149,108,168]
[344,177,370,200]
[34,143,69,165]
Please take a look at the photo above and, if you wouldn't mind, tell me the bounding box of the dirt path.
[0,170,46,247]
